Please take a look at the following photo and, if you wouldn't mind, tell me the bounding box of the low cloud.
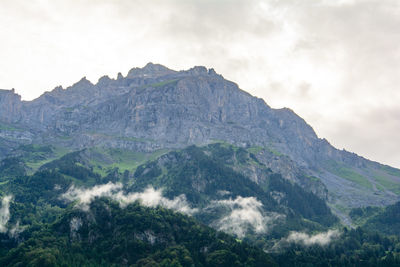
[284,230,340,246]
[62,182,123,210]
[0,195,12,233]
[113,187,198,214]
[0,195,23,238]
[8,221,25,238]
[61,182,197,215]
[209,196,283,238]
[62,184,289,238]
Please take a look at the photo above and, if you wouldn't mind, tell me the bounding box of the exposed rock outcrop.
[0,89,22,123]
[0,64,399,209]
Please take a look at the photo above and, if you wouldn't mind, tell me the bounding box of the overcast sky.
[0,0,399,168]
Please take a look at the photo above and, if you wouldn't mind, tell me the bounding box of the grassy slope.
[322,160,373,189]
[88,147,169,177]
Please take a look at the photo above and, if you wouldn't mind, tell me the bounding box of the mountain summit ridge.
[0,63,399,211]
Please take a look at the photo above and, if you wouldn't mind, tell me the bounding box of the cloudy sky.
[0,0,399,167]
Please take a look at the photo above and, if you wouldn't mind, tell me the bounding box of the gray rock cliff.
[0,64,399,212]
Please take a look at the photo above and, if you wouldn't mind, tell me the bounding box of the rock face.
[1,63,399,210]
[0,89,22,123]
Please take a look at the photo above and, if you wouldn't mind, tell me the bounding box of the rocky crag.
[0,63,399,214]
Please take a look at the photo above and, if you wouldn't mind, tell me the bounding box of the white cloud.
[61,182,197,215]
[0,195,23,238]
[8,221,25,238]
[284,230,340,246]
[70,217,83,240]
[61,184,284,238]
[209,196,283,238]
[113,187,198,214]
[0,195,12,233]
[62,182,123,210]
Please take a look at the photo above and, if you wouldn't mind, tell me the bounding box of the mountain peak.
[52,85,64,93]
[0,88,22,123]
[127,63,176,78]
[98,75,112,86]
[186,66,208,75]
[143,62,168,71]
[70,77,94,90]
[0,88,21,102]
[0,88,18,96]
[179,66,221,78]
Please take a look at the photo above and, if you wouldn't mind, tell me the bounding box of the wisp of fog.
[209,196,283,238]
[0,195,12,233]
[61,182,198,215]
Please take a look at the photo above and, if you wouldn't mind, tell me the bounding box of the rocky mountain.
[0,63,399,217]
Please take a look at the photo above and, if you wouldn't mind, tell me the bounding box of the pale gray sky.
[1,0,399,168]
